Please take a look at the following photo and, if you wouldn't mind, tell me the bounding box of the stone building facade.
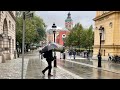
[93,11,120,59]
[0,11,16,63]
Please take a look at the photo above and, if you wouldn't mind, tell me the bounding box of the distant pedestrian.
[73,50,76,59]
[108,53,111,61]
[87,52,89,60]
[69,50,72,60]
[97,52,102,61]
[63,52,66,60]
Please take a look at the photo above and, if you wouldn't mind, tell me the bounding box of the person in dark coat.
[73,50,76,59]
[42,50,54,76]
[69,50,72,60]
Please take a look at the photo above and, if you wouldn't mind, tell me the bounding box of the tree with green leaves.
[65,23,94,53]
[16,12,46,52]
[73,23,83,51]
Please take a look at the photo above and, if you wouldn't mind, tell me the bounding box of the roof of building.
[46,26,69,34]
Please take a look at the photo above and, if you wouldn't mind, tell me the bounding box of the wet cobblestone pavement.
[57,59,120,79]
[0,58,29,79]
[25,57,83,79]
[0,49,120,79]
[25,50,120,79]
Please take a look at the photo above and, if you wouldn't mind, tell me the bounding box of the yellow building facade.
[93,11,120,59]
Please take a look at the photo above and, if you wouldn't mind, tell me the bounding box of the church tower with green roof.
[65,12,73,30]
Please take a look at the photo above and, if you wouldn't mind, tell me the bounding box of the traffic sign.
[26,13,34,18]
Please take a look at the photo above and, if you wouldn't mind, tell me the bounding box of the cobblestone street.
[0,58,29,79]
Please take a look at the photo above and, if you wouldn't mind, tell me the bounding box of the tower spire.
[65,12,73,30]
[67,12,71,18]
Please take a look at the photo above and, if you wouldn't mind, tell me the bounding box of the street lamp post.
[52,23,57,67]
[98,26,104,67]
[62,34,66,60]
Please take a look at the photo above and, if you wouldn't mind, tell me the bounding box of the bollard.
[2,53,5,63]
[14,50,17,59]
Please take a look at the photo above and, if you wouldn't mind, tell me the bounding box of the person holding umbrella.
[41,43,63,76]
[42,50,54,76]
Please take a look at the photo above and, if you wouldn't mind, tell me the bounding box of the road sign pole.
[22,12,25,79]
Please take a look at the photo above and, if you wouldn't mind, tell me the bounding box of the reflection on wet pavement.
[57,60,120,79]
[24,50,120,79]
[70,59,120,74]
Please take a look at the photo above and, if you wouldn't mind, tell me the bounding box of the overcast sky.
[35,11,96,29]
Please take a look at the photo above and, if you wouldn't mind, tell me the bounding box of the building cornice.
[93,45,120,49]
[8,11,16,22]
[93,11,120,21]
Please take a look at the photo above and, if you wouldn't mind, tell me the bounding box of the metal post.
[98,33,102,67]
[22,12,25,79]
[53,31,57,67]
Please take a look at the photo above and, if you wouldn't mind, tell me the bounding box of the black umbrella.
[41,43,63,53]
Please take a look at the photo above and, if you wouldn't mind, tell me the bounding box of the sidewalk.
[0,58,29,79]
[69,58,120,74]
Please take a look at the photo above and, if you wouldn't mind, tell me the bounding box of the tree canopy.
[16,11,46,49]
[65,23,94,51]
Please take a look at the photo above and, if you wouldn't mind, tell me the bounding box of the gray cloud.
[35,11,95,29]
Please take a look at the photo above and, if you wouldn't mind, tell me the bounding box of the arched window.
[9,20,11,29]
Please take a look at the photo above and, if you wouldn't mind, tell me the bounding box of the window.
[101,30,105,41]
[12,24,14,30]
[12,39,14,54]
[109,22,112,28]
[9,21,11,29]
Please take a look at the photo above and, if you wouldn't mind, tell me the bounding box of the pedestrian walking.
[69,50,72,60]
[108,53,111,61]
[42,50,55,76]
[73,50,76,60]
[63,52,66,60]
[87,52,89,59]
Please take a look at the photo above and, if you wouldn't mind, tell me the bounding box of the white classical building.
[0,11,16,63]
